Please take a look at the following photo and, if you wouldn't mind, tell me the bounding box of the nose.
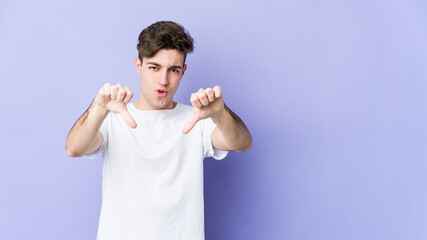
[158,70,169,86]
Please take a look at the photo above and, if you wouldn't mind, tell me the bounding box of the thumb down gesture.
[95,83,137,128]
[182,86,224,134]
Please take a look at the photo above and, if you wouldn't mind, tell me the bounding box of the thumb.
[182,115,199,134]
[120,108,137,129]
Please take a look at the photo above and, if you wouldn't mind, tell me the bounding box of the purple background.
[1,0,427,239]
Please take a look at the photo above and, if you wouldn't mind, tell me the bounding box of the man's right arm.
[65,83,136,157]
[65,103,109,157]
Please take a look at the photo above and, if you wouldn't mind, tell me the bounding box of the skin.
[133,49,186,111]
[65,49,251,157]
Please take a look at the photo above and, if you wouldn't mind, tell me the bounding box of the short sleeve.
[202,118,228,160]
[85,114,109,159]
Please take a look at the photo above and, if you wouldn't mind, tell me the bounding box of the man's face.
[135,49,187,110]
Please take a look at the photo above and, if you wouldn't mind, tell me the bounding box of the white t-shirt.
[87,102,228,240]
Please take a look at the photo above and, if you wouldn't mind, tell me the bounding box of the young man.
[66,21,251,240]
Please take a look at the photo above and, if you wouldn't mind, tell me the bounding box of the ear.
[182,64,187,76]
[135,57,142,74]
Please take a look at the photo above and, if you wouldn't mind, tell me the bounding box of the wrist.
[211,106,228,125]
[91,101,110,116]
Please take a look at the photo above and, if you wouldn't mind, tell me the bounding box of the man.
[66,21,251,240]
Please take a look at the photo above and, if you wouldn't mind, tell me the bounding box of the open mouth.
[156,89,168,96]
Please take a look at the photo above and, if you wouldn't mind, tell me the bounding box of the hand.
[94,83,137,128]
[182,86,225,134]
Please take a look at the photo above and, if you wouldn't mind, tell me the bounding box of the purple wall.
[1,0,427,239]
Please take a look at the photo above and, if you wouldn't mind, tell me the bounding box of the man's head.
[134,21,194,111]
[136,21,194,65]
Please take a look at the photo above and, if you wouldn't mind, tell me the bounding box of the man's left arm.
[182,86,252,152]
[211,104,252,152]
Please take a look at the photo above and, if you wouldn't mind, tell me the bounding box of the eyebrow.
[146,62,182,69]
[170,65,182,69]
[147,62,161,66]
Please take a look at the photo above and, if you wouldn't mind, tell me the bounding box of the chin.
[153,100,174,110]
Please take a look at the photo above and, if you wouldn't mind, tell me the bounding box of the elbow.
[235,140,252,152]
[66,150,78,158]
[66,148,81,158]
[65,143,83,158]
[245,141,252,151]
[242,135,252,151]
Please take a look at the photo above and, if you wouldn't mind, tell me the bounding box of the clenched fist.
[94,83,137,128]
[182,86,224,134]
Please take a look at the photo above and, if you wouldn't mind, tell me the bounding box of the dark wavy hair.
[137,21,194,64]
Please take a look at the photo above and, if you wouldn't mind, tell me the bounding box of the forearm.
[66,101,109,157]
[212,105,252,152]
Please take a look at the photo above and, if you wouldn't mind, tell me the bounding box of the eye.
[170,68,180,73]
[148,66,158,70]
